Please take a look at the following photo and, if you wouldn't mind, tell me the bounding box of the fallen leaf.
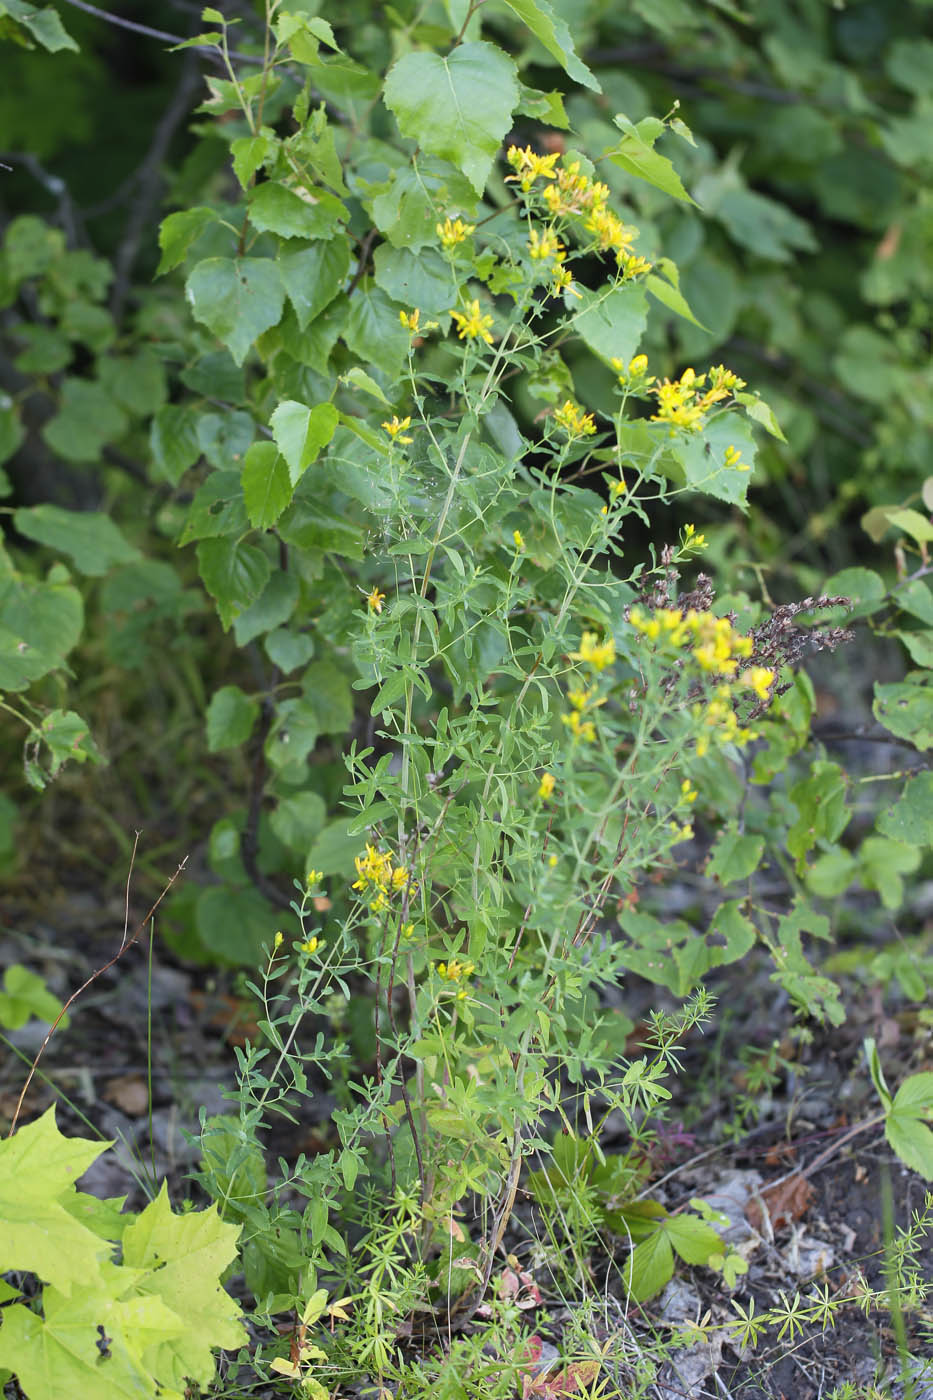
[747,1172,813,1232]
[104,1074,150,1116]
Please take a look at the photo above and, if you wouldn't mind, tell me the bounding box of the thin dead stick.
[9,856,188,1136]
[121,830,141,951]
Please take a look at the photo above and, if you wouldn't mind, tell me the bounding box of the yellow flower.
[527,226,564,261]
[743,666,775,701]
[724,444,749,471]
[619,252,652,278]
[680,779,698,804]
[382,414,413,443]
[300,936,320,955]
[273,930,284,950]
[449,299,495,344]
[513,529,525,550]
[682,523,707,550]
[569,631,616,672]
[547,853,558,867]
[538,771,555,800]
[437,958,475,982]
[553,399,596,439]
[561,709,596,743]
[549,263,579,298]
[436,216,475,249]
[399,308,420,332]
[506,145,560,192]
[306,869,322,886]
[367,587,386,614]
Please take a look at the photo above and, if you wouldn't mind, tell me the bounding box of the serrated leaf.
[0,1107,110,1291]
[270,400,338,485]
[279,239,350,330]
[156,206,217,275]
[874,676,933,750]
[242,440,293,527]
[496,0,598,90]
[706,827,764,883]
[606,114,696,204]
[197,538,271,629]
[206,685,259,752]
[572,282,648,365]
[41,378,128,462]
[230,132,274,189]
[13,505,140,576]
[121,1182,246,1387]
[624,1226,674,1301]
[150,403,201,484]
[186,257,285,366]
[384,42,519,196]
[877,770,933,845]
[248,181,348,240]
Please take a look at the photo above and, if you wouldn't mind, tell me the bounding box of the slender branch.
[57,0,262,62]
[9,855,189,1135]
[110,54,203,323]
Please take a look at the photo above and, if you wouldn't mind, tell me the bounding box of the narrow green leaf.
[495,0,599,91]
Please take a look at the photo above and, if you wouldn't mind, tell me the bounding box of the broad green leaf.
[0,963,68,1031]
[196,538,271,629]
[343,281,410,377]
[787,760,850,867]
[666,1210,724,1266]
[195,883,289,965]
[0,566,83,690]
[706,826,764,883]
[606,114,695,204]
[270,400,338,485]
[896,630,933,667]
[305,817,360,878]
[265,696,320,774]
[0,1280,184,1400]
[279,239,350,329]
[384,42,519,196]
[303,659,353,733]
[822,566,886,619]
[206,685,259,752]
[41,378,127,462]
[121,1183,246,1387]
[39,708,101,777]
[156,206,217,275]
[270,790,327,854]
[232,569,300,646]
[98,351,166,417]
[248,181,348,240]
[877,770,933,845]
[495,0,598,90]
[13,505,140,576]
[875,676,933,750]
[150,404,201,484]
[230,131,275,189]
[625,1225,674,1301]
[885,1072,933,1180]
[186,257,285,366]
[858,837,921,911]
[883,507,933,546]
[178,469,248,545]
[0,1108,110,1291]
[242,440,293,527]
[341,367,390,406]
[674,417,757,507]
[707,902,757,963]
[196,410,255,469]
[265,627,314,672]
[572,283,648,365]
[373,244,456,316]
[0,0,77,51]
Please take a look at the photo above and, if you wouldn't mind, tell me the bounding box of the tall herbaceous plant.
[175,0,846,1342]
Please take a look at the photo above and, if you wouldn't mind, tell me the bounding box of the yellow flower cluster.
[506,145,560,192]
[352,843,415,913]
[612,353,654,387]
[630,605,754,677]
[437,957,475,999]
[382,414,412,443]
[629,605,776,756]
[538,771,555,800]
[553,399,596,439]
[436,216,475,249]
[399,308,420,332]
[651,364,746,433]
[570,630,616,671]
[680,778,698,805]
[561,684,604,744]
[724,444,749,472]
[450,298,495,344]
[527,226,565,261]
